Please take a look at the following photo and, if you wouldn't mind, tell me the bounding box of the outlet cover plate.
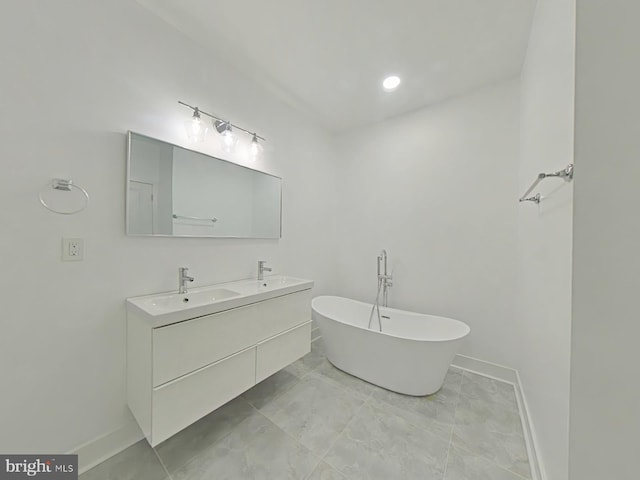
[62,237,84,261]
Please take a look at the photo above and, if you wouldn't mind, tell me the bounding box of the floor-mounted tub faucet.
[179,267,194,294]
[378,250,393,307]
[258,260,272,281]
[369,249,393,331]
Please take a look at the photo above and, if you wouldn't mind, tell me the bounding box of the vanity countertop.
[126,275,314,327]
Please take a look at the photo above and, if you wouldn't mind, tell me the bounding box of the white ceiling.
[137,0,536,132]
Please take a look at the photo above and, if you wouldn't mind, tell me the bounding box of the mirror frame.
[126,131,282,239]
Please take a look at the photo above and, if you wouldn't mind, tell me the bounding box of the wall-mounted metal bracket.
[519,164,573,204]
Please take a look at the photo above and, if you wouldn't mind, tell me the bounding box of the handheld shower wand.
[369,249,393,331]
[378,249,392,307]
[377,250,387,277]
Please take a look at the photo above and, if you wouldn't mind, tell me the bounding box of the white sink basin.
[127,275,314,327]
[148,288,241,310]
[255,276,305,289]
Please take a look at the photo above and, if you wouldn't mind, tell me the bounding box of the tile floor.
[81,339,531,480]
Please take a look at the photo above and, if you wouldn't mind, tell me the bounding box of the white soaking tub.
[312,296,470,395]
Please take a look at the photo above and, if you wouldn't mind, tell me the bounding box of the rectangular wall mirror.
[126,132,282,238]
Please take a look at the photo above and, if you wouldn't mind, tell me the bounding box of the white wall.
[334,81,521,367]
[516,1,575,479]
[0,0,337,454]
[570,2,640,478]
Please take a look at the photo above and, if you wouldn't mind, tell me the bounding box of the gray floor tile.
[367,394,454,442]
[444,445,528,480]
[453,371,530,478]
[444,367,464,390]
[306,461,347,480]
[460,372,517,410]
[155,395,254,473]
[452,425,530,479]
[367,367,462,441]
[243,369,300,409]
[260,372,365,456]
[455,394,524,436]
[86,340,535,480]
[313,359,376,399]
[284,361,311,379]
[324,400,450,480]
[172,410,319,480]
[80,440,167,480]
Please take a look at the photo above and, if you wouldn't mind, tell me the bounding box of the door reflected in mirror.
[126,132,281,238]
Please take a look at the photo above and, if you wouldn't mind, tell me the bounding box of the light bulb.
[382,75,401,91]
[184,108,207,142]
[220,123,237,152]
[249,134,263,160]
[192,118,202,134]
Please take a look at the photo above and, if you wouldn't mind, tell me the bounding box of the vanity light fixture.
[217,121,237,153]
[249,133,264,161]
[382,75,401,92]
[179,101,266,158]
[184,107,208,142]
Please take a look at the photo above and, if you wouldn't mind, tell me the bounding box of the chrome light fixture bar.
[178,101,265,155]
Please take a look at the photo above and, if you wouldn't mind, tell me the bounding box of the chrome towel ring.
[39,178,89,215]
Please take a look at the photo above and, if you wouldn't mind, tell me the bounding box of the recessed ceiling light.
[382,75,401,91]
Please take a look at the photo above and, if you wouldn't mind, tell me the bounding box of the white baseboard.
[69,418,144,475]
[451,354,518,384]
[452,354,545,480]
[513,370,545,480]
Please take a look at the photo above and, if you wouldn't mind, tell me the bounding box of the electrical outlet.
[62,238,84,261]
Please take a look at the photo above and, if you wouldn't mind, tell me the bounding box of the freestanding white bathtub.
[312,296,470,396]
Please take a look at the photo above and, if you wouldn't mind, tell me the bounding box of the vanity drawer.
[151,347,256,446]
[256,321,311,383]
[153,303,260,386]
[257,290,312,340]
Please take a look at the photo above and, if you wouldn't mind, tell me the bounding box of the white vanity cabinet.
[127,287,312,446]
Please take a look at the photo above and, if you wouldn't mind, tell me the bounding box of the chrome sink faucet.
[179,267,194,294]
[258,260,272,281]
